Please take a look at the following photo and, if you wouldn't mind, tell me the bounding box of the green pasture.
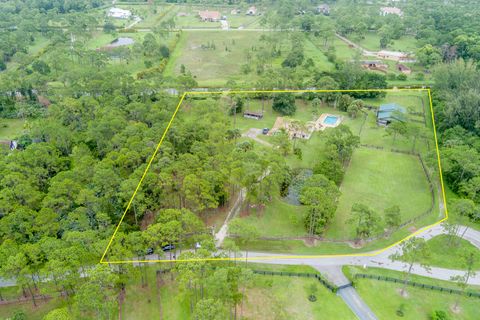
[165,30,266,86]
[353,274,479,320]
[356,33,419,52]
[326,147,433,239]
[404,234,480,270]
[0,118,25,140]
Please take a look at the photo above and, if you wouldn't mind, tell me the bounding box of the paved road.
[338,286,378,320]
[313,265,378,320]
[2,223,480,320]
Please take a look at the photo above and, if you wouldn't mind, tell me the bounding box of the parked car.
[161,244,175,252]
[262,128,269,134]
[146,248,154,255]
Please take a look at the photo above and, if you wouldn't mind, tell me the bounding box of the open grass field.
[303,38,335,72]
[0,118,25,140]
[166,31,334,86]
[356,33,419,52]
[326,147,433,239]
[346,266,480,320]
[242,197,308,237]
[165,31,265,86]
[243,274,356,320]
[123,266,356,320]
[405,234,480,270]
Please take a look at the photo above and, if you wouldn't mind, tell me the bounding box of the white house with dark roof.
[380,7,403,17]
[108,7,132,19]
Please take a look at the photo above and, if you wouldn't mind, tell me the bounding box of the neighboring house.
[246,6,257,15]
[360,60,388,72]
[230,8,241,15]
[377,50,409,61]
[108,7,132,19]
[377,103,407,126]
[380,7,403,17]
[396,63,411,75]
[316,4,330,15]
[198,10,221,22]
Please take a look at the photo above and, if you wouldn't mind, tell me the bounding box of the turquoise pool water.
[323,115,339,125]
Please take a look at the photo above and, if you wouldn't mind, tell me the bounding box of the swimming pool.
[323,115,339,125]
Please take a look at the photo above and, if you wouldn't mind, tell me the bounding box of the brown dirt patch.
[408,226,417,233]
[302,238,317,247]
[140,211,155,231]
[242,288,282,320]
[450,304,462,314]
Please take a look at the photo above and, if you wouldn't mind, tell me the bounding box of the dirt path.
[242,128,273,147]
[215,188,246,247]
[335,33,377,57]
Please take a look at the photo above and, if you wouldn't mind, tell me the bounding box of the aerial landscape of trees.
[1,0,480,319]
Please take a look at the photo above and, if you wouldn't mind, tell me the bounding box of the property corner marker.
[100,88,448,264]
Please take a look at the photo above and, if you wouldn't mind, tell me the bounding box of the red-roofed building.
[198,10,221,22]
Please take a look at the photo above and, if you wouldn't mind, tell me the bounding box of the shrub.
[430,310,450,320]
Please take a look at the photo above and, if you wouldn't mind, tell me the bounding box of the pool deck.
[317,113,342,130]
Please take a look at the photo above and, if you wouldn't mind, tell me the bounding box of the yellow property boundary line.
[100,88,448,264]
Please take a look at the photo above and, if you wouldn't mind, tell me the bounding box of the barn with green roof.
[376,103,406,126]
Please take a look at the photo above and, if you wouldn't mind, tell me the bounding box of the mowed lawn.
[165,31,264,86]
[326,147,432,239]
[242,197,308,237]
[244,275,356,320]
[354,278,480,320]
[407,235,480,270]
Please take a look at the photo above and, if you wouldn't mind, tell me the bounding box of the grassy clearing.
[344,266,480,320]
[356,33,419,52]
[329,37,361,60]
[242,197,308,237]
[233,206,440,255]
[243,274,356,320]
[165,30,265,86]
[0,298,65,320]
[303,38,335,72]
[326,148,432,239]
[405,235,480,270]
[128,266,355,320]
[0,118,25,140]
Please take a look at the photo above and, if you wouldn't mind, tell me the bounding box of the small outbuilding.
[316,4,330,15]
[377,103,407,126]
[246,6,257,15]
[243,111,263,120]
[380,7,403,17]
[360,60,388,72]
[198,10,221,22]
[396,63,411,75]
